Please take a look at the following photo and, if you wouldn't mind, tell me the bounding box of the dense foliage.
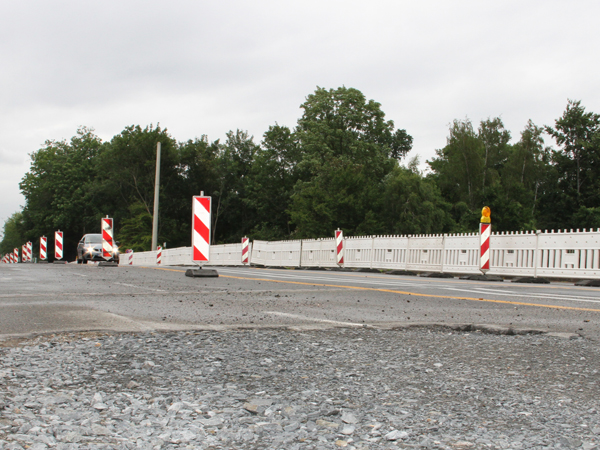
[2,89,599,261]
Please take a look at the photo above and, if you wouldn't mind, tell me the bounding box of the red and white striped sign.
[335,229,344,265]
[26,242,32,262]
[40,236,47,260]
[480,223,491,274]
[14,248,19,263]
[156,246,162,265]
[242,237,249,264]
[192,195,211,263]
[22,245,27,262]
[102,217,114,259]
[55,231,63,260]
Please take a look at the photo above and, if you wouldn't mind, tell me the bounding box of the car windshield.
[86,235,102,244]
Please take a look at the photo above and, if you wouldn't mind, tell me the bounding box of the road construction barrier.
[156,246,162,265]
[335,229,344,265]
[252,240,303,267]
[480,223,491,274]
[102,217,114,259]
[55,231,63,260]
[242,237,250,264]
[40,236,47,261]
[115,228,600,279]
[192,195,211,264]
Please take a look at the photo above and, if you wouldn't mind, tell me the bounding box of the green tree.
[244,124,300,239]
[381,166,454,235]
[19,127,103,260]
[210,130,260,243]
[289,86,413,237]
[428,119,484,210]
[96,124,180,250]
[545,100,600,207]
[0,212,25,256]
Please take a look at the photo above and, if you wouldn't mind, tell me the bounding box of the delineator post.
[242,237,249,264]
[102,216,114,260]
[479,207,491,275]
[55,231,63,260]
[192,194,211,264]
[40,236,47,261]
[335,229,344,266]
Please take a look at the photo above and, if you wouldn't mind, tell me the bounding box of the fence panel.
[119,229,600,279]
[251,240,302,267]
[210,243,248,266]
[300,239,337,268]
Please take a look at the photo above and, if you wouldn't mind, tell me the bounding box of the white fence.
[120,228,600,279]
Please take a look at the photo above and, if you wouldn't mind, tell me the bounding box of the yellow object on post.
[481,206,491,223]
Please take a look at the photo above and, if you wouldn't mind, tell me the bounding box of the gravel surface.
[1,327,599,450]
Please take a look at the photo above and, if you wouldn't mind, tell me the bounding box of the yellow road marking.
[143,267,600,312]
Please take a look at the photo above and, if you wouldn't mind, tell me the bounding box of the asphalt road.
[1,263,599,341]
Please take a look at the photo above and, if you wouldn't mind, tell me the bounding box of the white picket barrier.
[251,240,302,267]
[299,238,337,268]
[210,242,249,266]
[118,228,600,279]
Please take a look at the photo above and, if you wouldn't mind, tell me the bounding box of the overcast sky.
[1,0,599,226]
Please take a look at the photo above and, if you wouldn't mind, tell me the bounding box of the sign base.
[185,268,218,278]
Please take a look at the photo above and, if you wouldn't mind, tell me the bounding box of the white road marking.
[264,311,364,327]
[443,287,600,304]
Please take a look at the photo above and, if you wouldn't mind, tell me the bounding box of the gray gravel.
[1,327,599,450]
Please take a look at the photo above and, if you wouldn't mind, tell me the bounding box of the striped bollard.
[335,229,344,266]
[14,248,19,263]
[479,206,491,275]
[40,237,47,261]
[156,246,162,265]
[22,245,27,263]
[102,216,114,260]
[27,242,32,262]
[242,237,249,264]
[55,231,63,260]
[192,194,211,264]
[125,249,134,265]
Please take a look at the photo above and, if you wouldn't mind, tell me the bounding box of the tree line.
[2,87,599,261]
